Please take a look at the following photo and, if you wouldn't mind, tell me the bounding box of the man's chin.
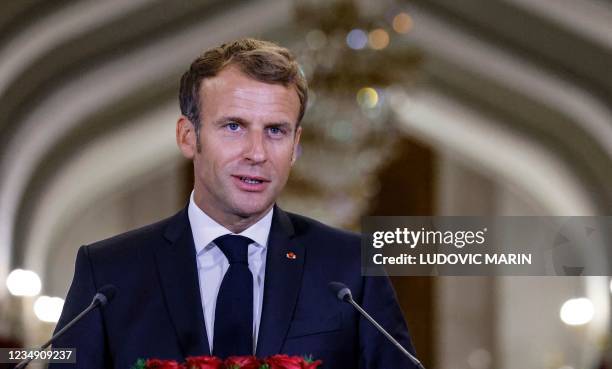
[231,200,274,219]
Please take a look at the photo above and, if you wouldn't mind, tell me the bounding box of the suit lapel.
[154,208,210,357]
[256,206,304,356]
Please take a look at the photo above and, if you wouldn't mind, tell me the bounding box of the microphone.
[328,281,425,369]
[15,285,117,369]
[93,285,116,307]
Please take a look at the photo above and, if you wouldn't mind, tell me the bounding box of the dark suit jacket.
[50,206,418,369]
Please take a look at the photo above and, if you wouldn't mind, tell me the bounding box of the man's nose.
[244,130,267,163]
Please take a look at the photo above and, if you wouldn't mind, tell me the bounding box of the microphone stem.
[42,300,99,349]
[347,298,425,369]
[15,300,100,369]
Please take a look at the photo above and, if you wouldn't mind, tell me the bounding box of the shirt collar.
[188,191,273,255]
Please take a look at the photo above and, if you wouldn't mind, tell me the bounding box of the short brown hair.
[179,38,308,138]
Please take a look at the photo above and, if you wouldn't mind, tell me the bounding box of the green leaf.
[130,358,146,369]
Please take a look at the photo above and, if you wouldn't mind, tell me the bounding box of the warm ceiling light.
[6,269,41,297]
[560,297,594,326]
[392,12,413,34]
[34,296,64,323]
[368,29,390,50]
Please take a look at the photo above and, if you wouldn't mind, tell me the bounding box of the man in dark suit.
[51,38,418,369]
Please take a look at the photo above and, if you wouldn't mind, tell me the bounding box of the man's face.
[177,66,302,227]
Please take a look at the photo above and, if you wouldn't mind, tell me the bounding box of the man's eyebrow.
[213,116,249,126]
[266,121,292,129]
[214,117,295,131]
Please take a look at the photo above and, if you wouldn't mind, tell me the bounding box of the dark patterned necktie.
[212,234,254,358]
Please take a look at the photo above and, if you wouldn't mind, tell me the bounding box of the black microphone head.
[94,285,117,306]
[328,281,352,302]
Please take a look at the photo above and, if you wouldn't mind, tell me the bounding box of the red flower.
[301,360,323,369]
[265,355,303,369]
[145,359,184,369]
[224,356,261,369]
[185,356,223,369]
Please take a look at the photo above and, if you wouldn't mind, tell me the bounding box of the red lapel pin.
[286,251,297,260]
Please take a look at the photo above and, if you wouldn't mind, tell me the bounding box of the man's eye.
[226,122,241,131]
[268,127,284,135]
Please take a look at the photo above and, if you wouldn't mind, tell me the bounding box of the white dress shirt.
[187,191,272,354]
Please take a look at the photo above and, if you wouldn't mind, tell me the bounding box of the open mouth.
[239,176,263,184]
[233,175,269,185]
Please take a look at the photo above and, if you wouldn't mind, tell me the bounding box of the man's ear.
[176,115,197,159]
[291,126,302,166]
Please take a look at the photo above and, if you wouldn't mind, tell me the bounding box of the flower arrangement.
[131,354,322,369]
